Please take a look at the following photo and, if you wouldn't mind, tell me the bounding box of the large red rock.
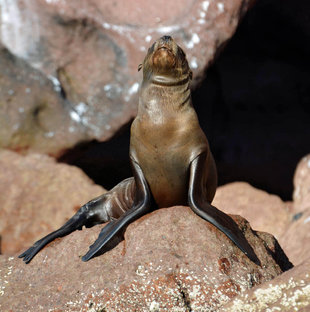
[213,182,292,239]
[220,258,310,311]
[0,206,291,311]
[0,149,105,255]
[0,0,255,155]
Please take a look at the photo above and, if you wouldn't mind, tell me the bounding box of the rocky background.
[0,0,310,310]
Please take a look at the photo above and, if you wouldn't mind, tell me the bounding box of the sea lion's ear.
[138,64,143,72]
[189,70,193,80]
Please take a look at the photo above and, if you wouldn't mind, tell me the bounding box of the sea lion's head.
[139,36,192,82]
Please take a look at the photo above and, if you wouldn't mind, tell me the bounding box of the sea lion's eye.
[138,64,143,72]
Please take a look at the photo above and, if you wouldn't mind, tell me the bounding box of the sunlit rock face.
[0,206,291,311]
[0,0,255,155]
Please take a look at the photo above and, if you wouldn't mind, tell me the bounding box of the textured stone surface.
[213,182,291,239]
[279,208,310,266]
[0,0,255,155]
[275,155,310,266]
[220,258,310,312]
[0,149,105,255]
[293,154,310,213]
[0,45,86,156]
[0,206,290,311]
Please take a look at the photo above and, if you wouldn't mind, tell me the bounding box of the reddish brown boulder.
[0,206,291,311]
[293,154,310,214]
[278,208,310,266]
[220,257,310,311]
[213,182,292,239]
[274,154,310,266]
[0,149,104,255]
[0,0,255,155]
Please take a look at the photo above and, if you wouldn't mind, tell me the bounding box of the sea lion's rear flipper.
[19,178,136,264]
[18,193,112,264]
[81,158,151,262]
[188,152,261,266]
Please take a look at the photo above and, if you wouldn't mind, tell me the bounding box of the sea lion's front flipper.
[81,158,151,262]
[188,152,261,266]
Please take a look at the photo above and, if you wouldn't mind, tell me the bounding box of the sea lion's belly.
[130,116,207,208]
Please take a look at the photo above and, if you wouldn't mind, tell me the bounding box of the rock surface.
[213,182,292,239]
[278,208,310,267]
[0,149,105,255]
[0,45,86,156]
[0,0,255,155]
[220,257,310,311]
[293,154,310,214]
[275,154,310,266]
[0,206,291,311]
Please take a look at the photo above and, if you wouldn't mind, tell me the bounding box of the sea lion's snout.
[152,36,176,69]
[141,35,191,80]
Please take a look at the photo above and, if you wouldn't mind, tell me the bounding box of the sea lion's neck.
[149,74,190,87]
[139,73,192,117]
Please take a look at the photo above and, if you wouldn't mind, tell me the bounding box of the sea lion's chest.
[130,112,207,207]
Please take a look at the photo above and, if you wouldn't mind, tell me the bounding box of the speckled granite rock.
[0,206,291,311]
[0,0,255,155]
[0,149,105,255]
[213,182,292,239]
[220,257,310,312]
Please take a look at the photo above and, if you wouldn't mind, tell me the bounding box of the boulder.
[278,207,310,266]
[293,154,310,213]
[0,149,105,255]
[0,0,255,155]
[0,206,291,311]
[276,154,310,265]
[220,257,310,311]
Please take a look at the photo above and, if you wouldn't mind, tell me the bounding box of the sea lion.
[19,35,260,265]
